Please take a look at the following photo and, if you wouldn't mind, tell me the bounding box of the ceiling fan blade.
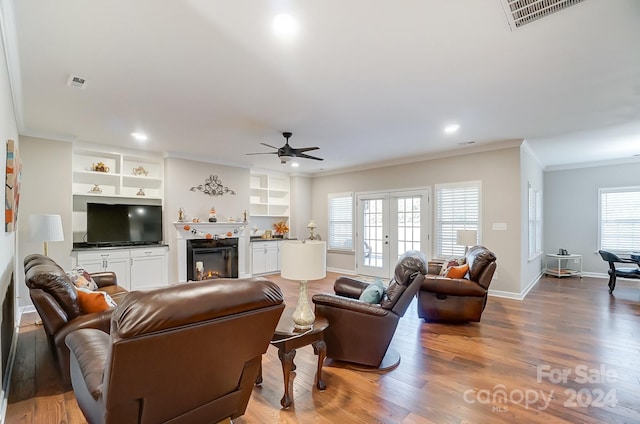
[292,146,319,153]
[260,143,280,150]
[246,151,278,156]
[296,153,324,161]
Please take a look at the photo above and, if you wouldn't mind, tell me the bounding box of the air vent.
[500,0,587,30]
[66,74,87,89]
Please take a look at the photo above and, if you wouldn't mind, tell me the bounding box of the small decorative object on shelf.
[132,166,149,176]
[208,206,217,222]
[89,184,102,194]
[178,208,185,222]
[190,174,236,196]
[90,162,110,172]
[274,221,289,238]
[136,188,145,196]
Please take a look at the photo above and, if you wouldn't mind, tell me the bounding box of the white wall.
[0,0,20,406]
[311,146,523,295]
[520,142,544,293]
[164,157,250,281]
[544,161,640,274]
[290,175,312,240]
[17,137,73,308]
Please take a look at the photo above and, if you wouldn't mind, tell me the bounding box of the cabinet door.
[104,257,131,291]
[75,258,105,274]
[264,245,279,274]
[131,256,166,291]
[252,245,267,275]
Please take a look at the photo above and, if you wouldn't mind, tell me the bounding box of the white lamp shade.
[456,229,477,247]
[281,240,326,281]
[29,214,64,242]
[307,220,317,229]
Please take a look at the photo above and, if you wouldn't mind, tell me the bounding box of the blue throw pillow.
[358,279,385,304]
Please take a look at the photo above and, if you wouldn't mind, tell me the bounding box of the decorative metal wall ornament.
[190,175,236,196]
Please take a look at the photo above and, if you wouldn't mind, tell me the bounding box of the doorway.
[356,189,430,279]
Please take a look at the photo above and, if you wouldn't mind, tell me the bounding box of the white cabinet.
[74,246,169,291]
[74,250,132,290]
[250,172,290,217]
[130,247,168,291]
[72,148,164,200]
[251,241,281,275]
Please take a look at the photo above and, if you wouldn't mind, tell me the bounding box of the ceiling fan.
[247,132,323,164]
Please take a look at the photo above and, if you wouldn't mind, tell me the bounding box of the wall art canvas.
[5,140,21,232]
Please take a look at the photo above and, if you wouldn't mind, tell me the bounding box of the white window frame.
[598,186,640,254]
[528,183,543,260]
[328,192,354,252]
[434,181,481,258]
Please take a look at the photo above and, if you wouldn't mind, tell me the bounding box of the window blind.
[600,188,640,252]
[328,193,353,251]
[435,182,480,257]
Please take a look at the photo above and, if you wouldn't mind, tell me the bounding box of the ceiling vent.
[500,0,587,30]
[66,74,87,89]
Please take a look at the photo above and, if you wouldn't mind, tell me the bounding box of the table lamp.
[456,229,477,254]
[30,214,64,256]
[307,220,317,240]
[280,240,326,330]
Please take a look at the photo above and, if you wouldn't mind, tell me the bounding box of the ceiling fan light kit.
[247,132,324,164]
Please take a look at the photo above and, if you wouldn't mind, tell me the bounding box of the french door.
[356,189,430,279]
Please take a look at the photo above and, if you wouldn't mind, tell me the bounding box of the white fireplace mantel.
[174,222,250,281]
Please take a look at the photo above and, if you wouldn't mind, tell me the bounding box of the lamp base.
[292,280,315,330]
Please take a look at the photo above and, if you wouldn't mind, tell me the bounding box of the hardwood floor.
[5,273,640,423]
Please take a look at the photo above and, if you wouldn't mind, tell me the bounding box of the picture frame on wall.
[5,139,21,232]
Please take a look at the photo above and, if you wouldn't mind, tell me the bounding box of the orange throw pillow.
[446,264,469,279]
[76,290,111,313]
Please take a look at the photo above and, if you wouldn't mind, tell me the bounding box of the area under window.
[435,181,480,258]
[328,193,354,251]
[599,187,640,253]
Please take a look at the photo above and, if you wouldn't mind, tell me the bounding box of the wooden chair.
[598,250,640,293]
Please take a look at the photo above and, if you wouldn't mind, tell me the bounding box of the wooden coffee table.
[257,311,329,408]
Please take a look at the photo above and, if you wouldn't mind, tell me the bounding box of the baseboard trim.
[327,267,356,275]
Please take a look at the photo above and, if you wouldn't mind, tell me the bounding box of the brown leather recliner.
[417,245,497,323]
[23,254,128,385]
[66,278,285,424]
[312,251,427,368]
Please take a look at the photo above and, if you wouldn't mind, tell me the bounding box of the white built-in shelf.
[249,172,290,217]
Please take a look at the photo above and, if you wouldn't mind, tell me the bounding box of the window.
[328,193,353,251]
[528,183,542,258]
[599,187,640,253]
[435,182,480,257]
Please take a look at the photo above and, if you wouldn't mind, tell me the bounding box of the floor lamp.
[456,229,477,254]
[30,214,64,256]
[280,240,326,330]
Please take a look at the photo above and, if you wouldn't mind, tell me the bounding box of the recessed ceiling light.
[444,124,460,134]
[291,161,300,168]
[273,14,298,36]
[131,132,148,141]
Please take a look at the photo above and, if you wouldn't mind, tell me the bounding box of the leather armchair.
[312,251,427,369]
[417,245,497,323]
[66,278,285,424]
[598,250,640,293]
[23,254,128,385]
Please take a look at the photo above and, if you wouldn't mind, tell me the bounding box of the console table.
[544,253,583,278]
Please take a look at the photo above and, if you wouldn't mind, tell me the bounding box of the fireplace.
[186,238,239,280]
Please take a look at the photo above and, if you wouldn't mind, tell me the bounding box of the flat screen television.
[86,203,163,246]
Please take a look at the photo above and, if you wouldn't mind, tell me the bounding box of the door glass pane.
[362,199,383,267]
[397,196,421,261]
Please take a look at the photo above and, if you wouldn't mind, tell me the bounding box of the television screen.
[86,203,163,245]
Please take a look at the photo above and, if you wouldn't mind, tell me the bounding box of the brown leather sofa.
[312,251,427,368]
[417,245,497,323]
[23,254,128,385]
[66,278,285,424]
